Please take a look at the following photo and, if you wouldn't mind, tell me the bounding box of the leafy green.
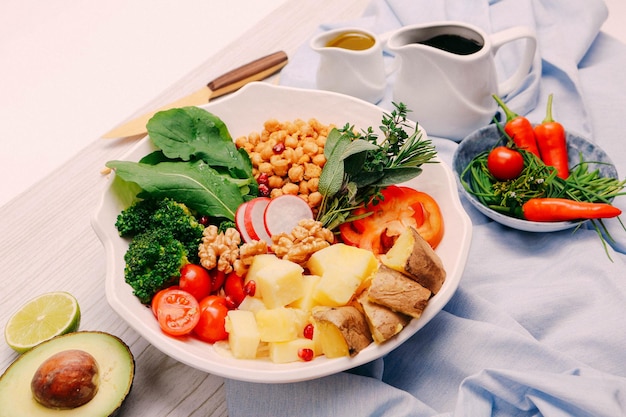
[107,107,258,222]
[317,103,438,230]
[106,160,245,221]
[146,107,253,179]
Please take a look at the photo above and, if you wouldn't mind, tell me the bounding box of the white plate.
[452,124,619,232]
[91,83,473,383]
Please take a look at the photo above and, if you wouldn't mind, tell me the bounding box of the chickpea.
[299,180,310,195]
[316,135,327,147]
[248,132,261,146]
[270,130,287,143]
[260,144,275,160]
[264,119,281,132]
[268,175,284,188]
[283,147,297,164]
[304,162,322,180]
[302,141,319,156]
[272,158,289,177]
[288,164,304,182]
[282,182,300,195]
[297,154,311,164]
[307,177,319,192]
[312,154,326,167]
[284,135,299,149]
[308,191,323,207]
[235,136,247,148]
[258,162,273,175]
[250,152,263,166]
[270,188,284,198]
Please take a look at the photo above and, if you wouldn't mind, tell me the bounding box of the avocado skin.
[0,331,135,417]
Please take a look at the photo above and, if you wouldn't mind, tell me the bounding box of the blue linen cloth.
[226,1,626,415]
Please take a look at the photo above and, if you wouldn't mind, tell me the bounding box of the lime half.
[4,291,81,353]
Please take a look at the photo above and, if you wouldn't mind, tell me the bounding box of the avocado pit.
[31,349,100,409]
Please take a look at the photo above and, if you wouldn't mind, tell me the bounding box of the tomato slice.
[151,286,179,317]
[338,185,444,254]
[193,295,229,343]
[155,289,200,336]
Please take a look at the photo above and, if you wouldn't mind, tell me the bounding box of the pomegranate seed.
[273,142,285,153]
[258,183,270,197]
[298,348,314,362]
[257,173,269,185]
[244,280,256,297]
[224,295,238,310]
[199,215,210,226]
[303,323,314,340]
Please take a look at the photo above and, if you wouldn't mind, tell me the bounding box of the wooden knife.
[101,51,288,138]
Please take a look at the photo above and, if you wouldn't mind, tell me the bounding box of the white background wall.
[1,0,624,207]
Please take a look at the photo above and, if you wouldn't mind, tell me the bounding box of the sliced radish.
[264,194,314,236]
[235,201,254,243]
[244,197,272,245]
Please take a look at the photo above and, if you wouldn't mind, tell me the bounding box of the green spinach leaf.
[146,107,253,179]
[106,159,244,221]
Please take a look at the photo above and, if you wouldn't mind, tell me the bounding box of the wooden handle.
[207,51,288,98]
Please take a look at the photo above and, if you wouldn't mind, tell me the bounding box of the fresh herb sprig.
[317,103,438,230]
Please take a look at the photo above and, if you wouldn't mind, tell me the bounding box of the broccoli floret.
[115,197,205,263]
[123,229,188,304]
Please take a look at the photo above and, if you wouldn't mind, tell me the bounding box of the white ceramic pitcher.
[387,21,537,140]
[310,27,387,104]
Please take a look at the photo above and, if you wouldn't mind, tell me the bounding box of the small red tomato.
[155,289,200,336]
[151,286,179,317]
[179,264,211,302]
[224,272,246,307]
[193,296,229,343]
[487,146,524,181]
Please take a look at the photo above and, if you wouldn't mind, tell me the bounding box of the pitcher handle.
[490,26,537,96]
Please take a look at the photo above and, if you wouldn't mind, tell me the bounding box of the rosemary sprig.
[316,103,438,230]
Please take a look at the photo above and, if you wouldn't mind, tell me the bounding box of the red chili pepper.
[522,198,622,222]
[534,94,569,179]
[493,95,541,158]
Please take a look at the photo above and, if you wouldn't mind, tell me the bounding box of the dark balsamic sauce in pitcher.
[418,34,482,55]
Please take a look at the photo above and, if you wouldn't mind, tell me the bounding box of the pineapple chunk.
[289,274,321,311]
[254,258,305,308]
[238,296,267,314]
[307,243,378,279]
[307,244,379,306]
[244,254,281,299]
[225,310,260,359]
[268,338,316,363]
[313,269,362,307]
[255,308,300,342]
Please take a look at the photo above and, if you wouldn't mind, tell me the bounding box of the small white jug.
[310,27,387,104]
[387,21,537,140]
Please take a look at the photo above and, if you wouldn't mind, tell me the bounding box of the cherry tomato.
[487,146,524,181]
[193,295,229,343]
[151,286,179,317]
[210,269,226,293]
[339,185,444,253]
[224,272,246,307]
[179,264,212,302]
[155,289,200,336]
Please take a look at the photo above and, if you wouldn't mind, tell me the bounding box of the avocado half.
[0,331,134,417]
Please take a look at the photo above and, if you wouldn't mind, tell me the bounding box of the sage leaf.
[319,134,350,198]
[106,160,244,220]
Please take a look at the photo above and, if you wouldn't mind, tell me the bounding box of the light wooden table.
[0,0,368,415]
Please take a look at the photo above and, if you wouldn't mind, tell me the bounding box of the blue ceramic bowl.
[452,124,618,232]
